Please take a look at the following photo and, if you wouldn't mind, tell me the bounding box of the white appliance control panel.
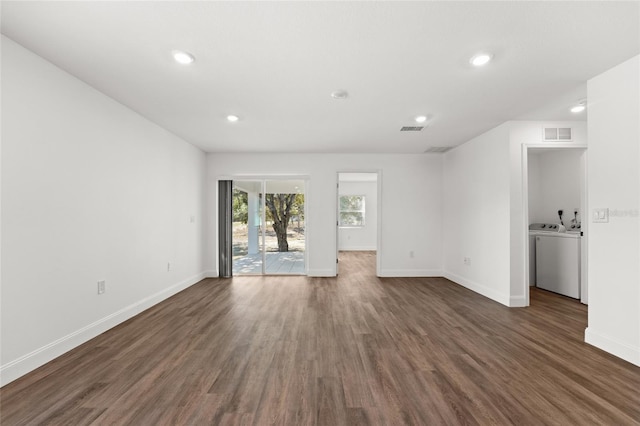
[529,223,568,233]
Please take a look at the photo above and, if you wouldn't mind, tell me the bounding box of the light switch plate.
[592,208,609,223]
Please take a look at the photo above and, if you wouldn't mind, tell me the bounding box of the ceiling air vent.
[424,147,452,153]
[543,127,572,141]
[401,126,424,132]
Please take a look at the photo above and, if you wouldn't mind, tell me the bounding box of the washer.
[529,223,581,299]
[528,223,564,287]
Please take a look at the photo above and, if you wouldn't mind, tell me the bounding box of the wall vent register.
[543,127,572,141]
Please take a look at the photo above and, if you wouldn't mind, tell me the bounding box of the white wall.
[527,153,543,224]
[528,150,583,225]
[443,123,512,305]
[1,36,207,385]
[207,154,442,277]
[443,121,587,307]
[585,55,640,366]
[338,180,377,251]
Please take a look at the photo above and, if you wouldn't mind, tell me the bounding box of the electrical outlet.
[464,257,471,266]
[97,280,106,294]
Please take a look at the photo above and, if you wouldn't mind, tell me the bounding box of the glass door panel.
[232,180,263,275]
[264,180,305,274]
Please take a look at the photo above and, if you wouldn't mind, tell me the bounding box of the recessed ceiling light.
[570,101,586,113]
[415,115,428,123]
[226,115,239,122]
[470,53,492,67]
[331,90,349,100]
[172,50,195,65]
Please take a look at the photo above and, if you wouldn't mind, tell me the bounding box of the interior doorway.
[523,147,588,306]
[225,178,306,276]
[336,172,380,275]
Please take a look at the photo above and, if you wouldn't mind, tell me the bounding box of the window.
[339,195,365,227]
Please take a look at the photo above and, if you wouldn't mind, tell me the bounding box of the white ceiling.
[2,1,638,154]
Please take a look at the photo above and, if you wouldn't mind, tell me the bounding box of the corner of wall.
[307,269,336,277]
[443,271,511,307]
[585,327,640,367]
[0,273,207,387]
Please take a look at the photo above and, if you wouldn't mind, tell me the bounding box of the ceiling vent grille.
[424,147,452,153]
[400,126,424,132]
[543,127,572,141]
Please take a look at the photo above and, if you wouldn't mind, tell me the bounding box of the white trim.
[204,269,218,278]
[378,269,442,277]
[524,143,588,149]
[218,174,310,181]
[0,272,207,387]
[579,150,589,305]
[376,170,382,277]
[585,327,640,367]
[444,271,510,306]
[509,295,528,307]
[307,269,336,277]
[521,145,531,307]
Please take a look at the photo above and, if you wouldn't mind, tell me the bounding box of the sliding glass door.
[230,179,305,275]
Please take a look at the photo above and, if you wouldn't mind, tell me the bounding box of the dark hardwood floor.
[2,251,639,425]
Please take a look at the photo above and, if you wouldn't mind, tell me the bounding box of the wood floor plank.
[2,251,639,425]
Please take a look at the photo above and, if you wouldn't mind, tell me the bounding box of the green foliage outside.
[233,189,305,252]
[339,195,365,226]
[233,189,248,223]
[340,195,363,211]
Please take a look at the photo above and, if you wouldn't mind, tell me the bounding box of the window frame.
[338,194,366,228]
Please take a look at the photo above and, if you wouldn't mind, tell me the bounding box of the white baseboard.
[443,271,510,306]
[509,295,528,307]
[308,269,336,277]
[0,272,207,387]
[585,327,640,367]
[204,269,218,278]
[378,269,442,277]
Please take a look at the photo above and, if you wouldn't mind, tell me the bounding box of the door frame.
[217,174,309,276]
[521,144,588,306]
[336,170,382,276]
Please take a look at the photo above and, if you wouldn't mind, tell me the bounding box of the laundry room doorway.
[523,147,588,306]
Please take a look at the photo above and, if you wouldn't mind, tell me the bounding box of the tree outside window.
[339,195,365,227]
